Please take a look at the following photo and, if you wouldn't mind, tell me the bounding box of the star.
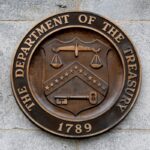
[55,79,59,83]
[74,66,78,70]
[88,76,92,80]
[65,72,69,76]
[45,86,49,90]
[84,72,88,76]
[70,69,74,73]
[79,69,83,73]
[60,76,64,80]
[93,79,97,83]
[101,85,106,91]
[50,83,54,87]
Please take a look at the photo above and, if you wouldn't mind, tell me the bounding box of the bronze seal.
[11,12,141,138]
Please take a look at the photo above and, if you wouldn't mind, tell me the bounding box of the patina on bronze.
[11,12,141,138]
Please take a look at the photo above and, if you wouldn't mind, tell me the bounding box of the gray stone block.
[0,48,4,129]
[0,0,79,21]
[0,130,149,150]
[0,22,37,129]
[0,130,77,150]
[116,22,150,129]
[0,0,150,149]
[80,0,150,21]
[79,130,150,150]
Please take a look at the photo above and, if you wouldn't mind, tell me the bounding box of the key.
[54,92,97,105]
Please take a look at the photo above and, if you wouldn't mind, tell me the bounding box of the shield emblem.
[42,37,111,115]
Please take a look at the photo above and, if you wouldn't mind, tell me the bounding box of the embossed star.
[55,79,59,83]
[60,76,64,80]
[98,82,102,87]
[79,69,83,73]
[88,76,92,80]
[84,72,88,76]
[45,86,50,90]
[65,72,69,76]
[93,79,97,83]
[74,66,78,70]
[101,85,106,91]
[50,83,54,87]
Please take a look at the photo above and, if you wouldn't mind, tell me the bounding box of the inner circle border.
[27,25,126,121]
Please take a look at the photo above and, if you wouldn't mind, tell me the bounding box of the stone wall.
[0,0,150,149]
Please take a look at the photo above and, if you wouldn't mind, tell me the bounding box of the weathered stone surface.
[2,0,150,21]
[79,130,150,150]
[0,0,79,21]
[0,38,4,129]
[0,22,37,129]
[116,22,150,129]
[0,0,150,149]
[80,0,150,21]
[0,130,77,150]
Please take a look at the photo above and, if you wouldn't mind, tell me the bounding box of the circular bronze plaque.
[11,12,141,138]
